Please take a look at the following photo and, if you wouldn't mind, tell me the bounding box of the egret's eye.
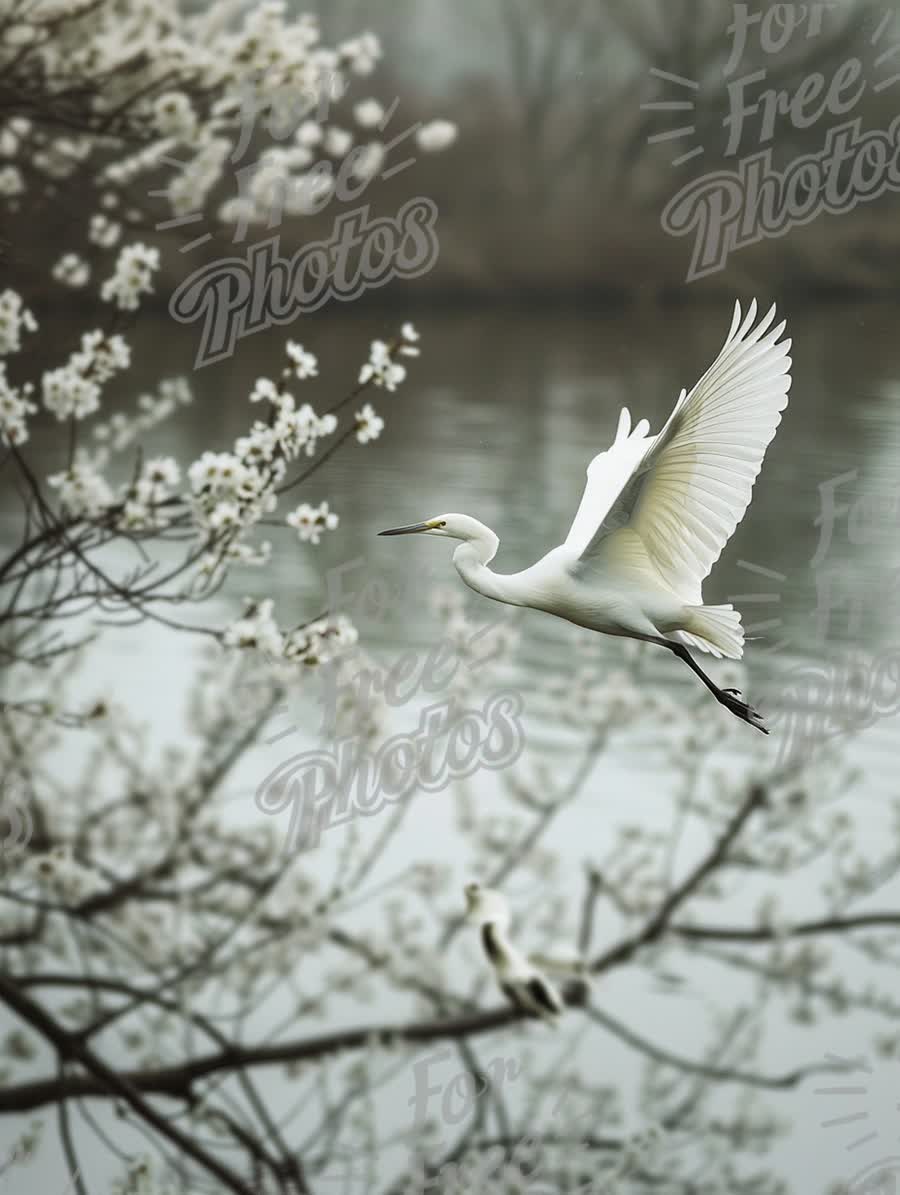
[438,521,446,528]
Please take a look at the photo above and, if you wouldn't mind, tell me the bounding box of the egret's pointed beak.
[378,522,433,536]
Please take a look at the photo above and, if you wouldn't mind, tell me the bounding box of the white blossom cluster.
[42,377,193,517]
[47,458,115,518]
[2,297,419,650]
[188,358,334,552]
[286,499,339,544]
[153,90,199,142]
[0,116,29,170]
[51,252,90,288]
[0,289,38,446]
[222,597,357,665]
[0,289,37,357]
[0,164,24,198]
[416,119,459,153]
[359,322,420,390]
[99,243,160,311]
[0,0,453,472]
[282,610,359,668]
[285,339,319,380]
[354,401,384,443]
[120,457,182,531]
[0,0,455,249]
[88,212,122,249]
[194,331,416,569]
[0,365,36,447]
[186,329,417,649]
[42,330,131,421]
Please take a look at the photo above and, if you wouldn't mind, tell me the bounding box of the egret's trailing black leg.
[666,642,768,734]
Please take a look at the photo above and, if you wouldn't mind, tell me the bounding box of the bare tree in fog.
[479,0,620,209]
[616,0,888,195]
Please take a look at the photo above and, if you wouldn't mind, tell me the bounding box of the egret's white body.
[381,300,791,732]
[463,884,563,1022]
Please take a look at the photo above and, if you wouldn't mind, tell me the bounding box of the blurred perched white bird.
[381,300,790,733]
[464,883,563,1022]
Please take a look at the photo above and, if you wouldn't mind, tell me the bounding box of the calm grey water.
[6,300,900,1194]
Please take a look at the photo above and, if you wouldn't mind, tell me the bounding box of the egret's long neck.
[452,527,524,606]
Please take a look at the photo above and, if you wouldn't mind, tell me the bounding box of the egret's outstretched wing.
[564,407,654,556]
[582,300,791,603]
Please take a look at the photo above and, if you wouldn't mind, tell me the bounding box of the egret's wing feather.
[500,976,562,1020]
[565,406,654,556]
[526,974,564,1017]
[581,300,791,603]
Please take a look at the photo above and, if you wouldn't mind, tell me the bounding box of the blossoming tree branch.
[0,0,443,680]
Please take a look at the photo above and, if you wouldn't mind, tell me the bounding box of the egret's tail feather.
[670,604,744,660]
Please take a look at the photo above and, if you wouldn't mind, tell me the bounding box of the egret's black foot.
[718,688,768,734]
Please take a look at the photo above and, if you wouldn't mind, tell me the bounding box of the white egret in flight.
[464,883,563,1022]
[381,300,790,733]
